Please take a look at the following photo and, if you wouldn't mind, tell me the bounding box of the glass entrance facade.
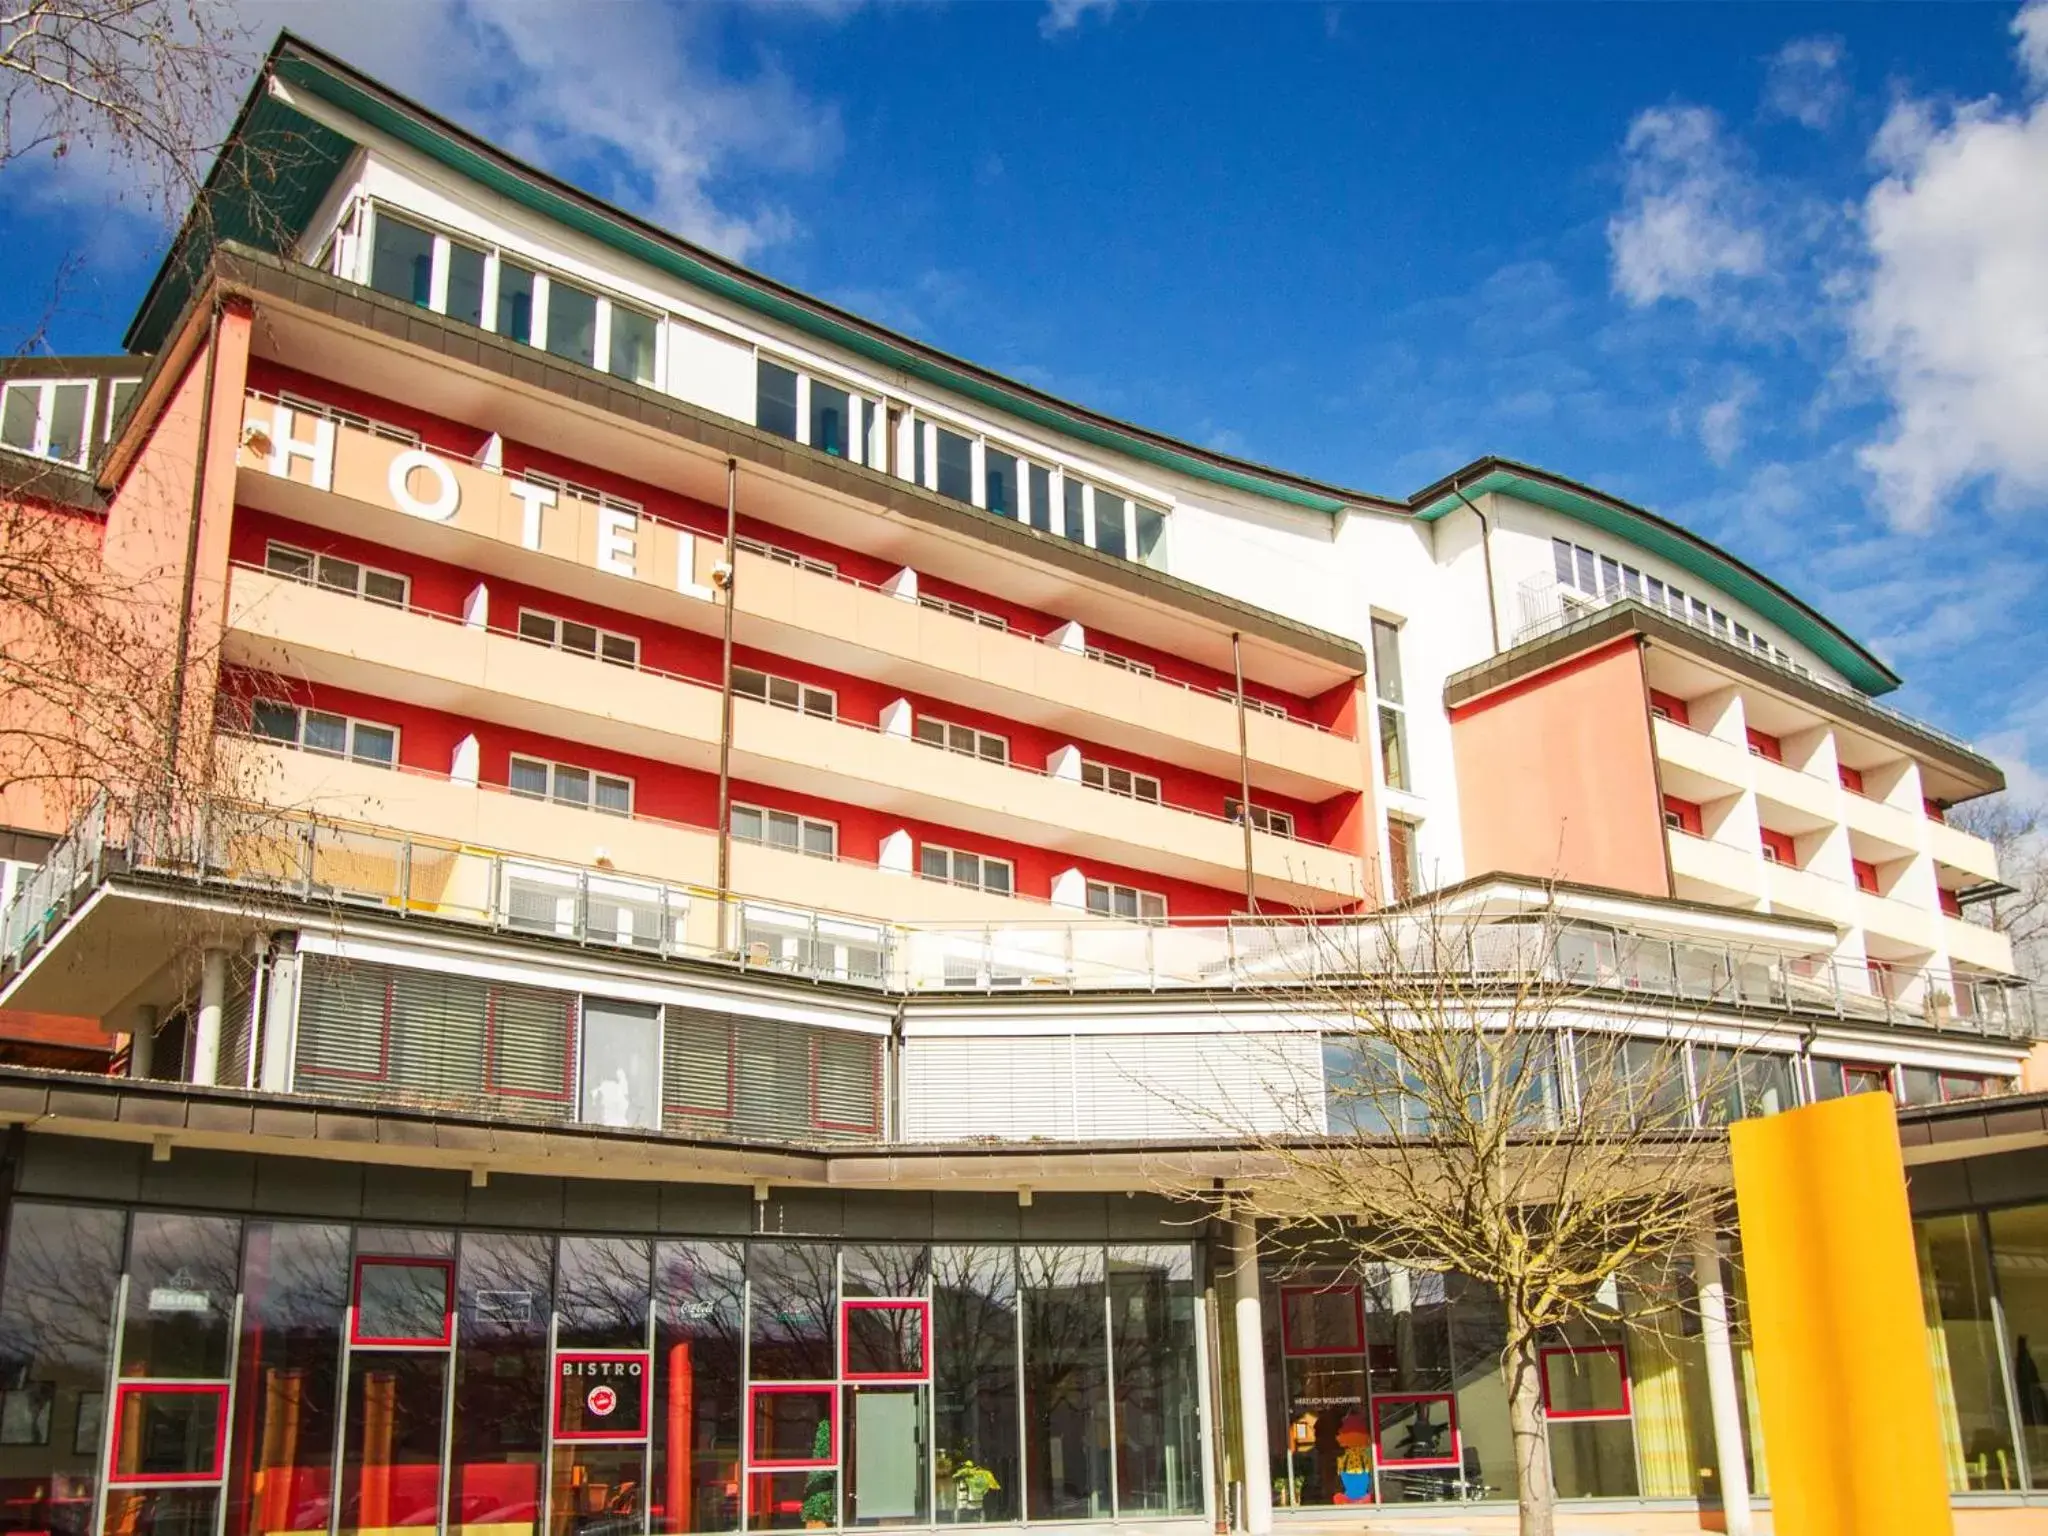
[0,1204,1207,1536]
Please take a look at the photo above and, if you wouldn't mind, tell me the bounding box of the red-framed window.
[299,974,393,1084]
[1866,959,1899,1001]
[1818,1060,1895,1099]
[1759,829,1796,865]
[1370,1393,1460,1468]
[351,1255,455,1346]
[1661,796,1703,837]
[1852,859,1881,895]
[1539,1343,1632,1420]
[108,1383,229,1483]
[1925,798,1946,824]
[747,1384,837,1468]
[1279,1284,1365,1357]
[1838,763,1866,796]
[552,1350,651,1441]
[1647,690,1690,728]
[1939,888,1963,919]
[841,1299,931,1382]
[1745,728,1783,763]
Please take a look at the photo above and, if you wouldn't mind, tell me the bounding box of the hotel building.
[0,33,2041,1536]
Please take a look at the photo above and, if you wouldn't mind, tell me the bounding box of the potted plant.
[802,1420,835,1528]
[937,1451,1001,1513]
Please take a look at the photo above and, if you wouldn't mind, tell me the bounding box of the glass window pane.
[546,281,598,368]
[1108,1247,1202,1515]
[252,701,299,743]
[600,634,637,667]
[497,261,537,345]
[1379,705,1407,790]
[933,1247,1017,1523]
[1063,478,1087,542]
[316,556,360,594]
[984,861,1011,896]
[844,1304,925,1378]
[732,805,764,844]
[235,1223,351,1536]
[553,766,592,807]
[758,361,799,441]
[1372,618,1404,705]
[653,1241,746,1533]
[510,758,549,798]
[302,711,347,757]
[935,427,972,503]
[557,1237,651,1348]
[845,1384,925,1525]
[561,621,599,657]
[811,382,851,459]
[751,1386,835,1463]
[111,1386,224,1478]
[336,1353,448,1536]
[356,1259,452,1344]
[1093,491,1128,559]
[266,545,313,581]
[1548,1418,1637,1499]
[581,1001,661,1131]
[46,383,89,464]
[370,212,435,308]
[765,811,799,852]
[802,821,835,859]
[1027,463,1052,533]
[595,777,631,815]
[123,1212,240,1378]
[449,1234,548,1536]
[733,667,767,701]
[919,847,948,881]
[610,307,659,386]
[1135,504,1167,566]
[445,242,486,328]
[518,611,557,645]
[1020,1246,1109,1519]
[350,724,396,767]
[985,452,1016,517]
[1917,1213,2018,1489]
[363,570,407,608]
[0,386,38,452]
[748,1244,836,1381]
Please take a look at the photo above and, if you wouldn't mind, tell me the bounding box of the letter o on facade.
[388,450,461,522]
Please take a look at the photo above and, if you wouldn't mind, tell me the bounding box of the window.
[1662,795,1703,836]
[1813,1060,1893,1099]
[1371,617,1408,791]
[250,700,397,767]
[1745,728,1783,763]
[265,542,409,607]
[508,755,633,814]
[1225,799,1295,838]
[1759,828,1796,865]
[104,377,140,439]
[757,360,799,440]
[1853,858,1881,895]
[445,241,486,328]
[757,357,883,467]
[1540,1345,1631,1420]
[1080,759,1161,804]
[1387,816,1420,902]
[914,716,1008,764]
[1085,881,1166,922]
[497,259,537,344]
[1839,763,1866,795]
[733,667,835,719]
[917,593,1009,631]
[912,415,1165,563]
[731,803,836,859]
[516,609,639,667]
[545,278,598,368]
[934,425,973,502]
[608,306,659,386]
[1647,689,1690,727]
[920,845,1015,895]
[368,210,436,308]
[0,379,95,465]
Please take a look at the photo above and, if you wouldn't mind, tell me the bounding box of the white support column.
[191,948,228,1087]
[258,950,298,1094]
[1232,1212,1274,1535]
[1695,1229,1754,1536]
[128,1005,156,1080]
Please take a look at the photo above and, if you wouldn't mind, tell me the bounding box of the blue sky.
[7,0,2047,796]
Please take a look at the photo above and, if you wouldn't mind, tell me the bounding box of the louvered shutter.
[217,956,257,1091]
[294,954,392,1087]
[663,1006,737,1127]
[810,1030,880,1135]
[901,1037,1075,1141]
[385,967,489,1107]
[483,981,576,1119]
[663,1009,881,1142]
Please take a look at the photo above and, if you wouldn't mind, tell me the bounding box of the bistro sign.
[553,1351,651,1441]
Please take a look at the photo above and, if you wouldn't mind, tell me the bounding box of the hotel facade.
[0,34,2044,1536]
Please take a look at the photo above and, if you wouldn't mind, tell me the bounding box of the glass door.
[335,1232,457,1536]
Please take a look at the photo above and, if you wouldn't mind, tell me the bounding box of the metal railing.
[5,798,2039,1040]
[1513,576,1980,757]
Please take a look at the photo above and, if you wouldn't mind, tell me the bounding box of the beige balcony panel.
[1838,789,1931,857]
[1851,890,1942,955]
[1926,817,2003,885]
[234,392,1362,801]
[1652,717,1749,796]
[1943,914,2016,973]
[1667,832,1768,907]
[728,842,1071,926]
[1749,756,1840,825]
[1763,861,1857,927]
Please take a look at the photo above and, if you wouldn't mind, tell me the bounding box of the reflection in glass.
[546,281,598,368]
[123,1212,240,1379]
[810,383,850,459]
[1988,1205,2048,1488]
[653,1242,744,1534]
[1019,1246,1109,1520]
[109,1386,223,1477]
[1548,1419,1638,1500]
[932,1248,1016,1524]
[497,262,537,346]
[355,1261,450,1344]
[757,362,798,442]
[841,1248,928,1302]
[1280,1358,1367,1508]
[452,1234,551,1536]
[611,309,659,386]
[549,1444,647,1536]
[1444,1274,1512,1503]
[748,1246,835,1382]
[1093,492,1127,560]
[335,1355,447,1536]
[446,242,487,329]
[745,1470,828,1533]
[558,1238,651,1349]
[1918,1214,2019,1489]
[934,428,972,503]
[232,1223,350,1536]
[370,214,434,308]
[1108,1246,1202,1516]
[102,1489,218,1536]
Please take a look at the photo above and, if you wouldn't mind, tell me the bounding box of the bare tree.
[1951,795,2048,983]
[1157,898,1751,1536]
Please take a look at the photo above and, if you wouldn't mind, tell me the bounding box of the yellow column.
[1729,1090,1953,1536]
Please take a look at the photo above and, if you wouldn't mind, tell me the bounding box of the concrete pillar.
[1695,1229,1754,1536]
[191,948,228,1087]
[128,1005,157,1080]
[1231,1214,1273,1535]
[259,950,297,1093]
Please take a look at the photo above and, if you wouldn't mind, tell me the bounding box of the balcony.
[221,564,1361,908]
[1651,716,1747,798]
[232,389,1362,801]
[1667,830,1768,908]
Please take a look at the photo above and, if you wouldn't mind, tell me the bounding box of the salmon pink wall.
[215,670,1245,916]
[1448,638,1670,897]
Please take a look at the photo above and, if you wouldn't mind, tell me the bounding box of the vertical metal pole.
[1694,1228,1754,1535]
[1231,634,1258,916]
[1229,1210,1272,1534]
[715,458,740,955]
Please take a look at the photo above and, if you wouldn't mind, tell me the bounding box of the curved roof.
[124,32,1900,698]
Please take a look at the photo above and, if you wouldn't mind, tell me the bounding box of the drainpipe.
[1451,483,1502,657]
[713,458,740,954]
[1231,633,1258,915]
[163,299,224,808]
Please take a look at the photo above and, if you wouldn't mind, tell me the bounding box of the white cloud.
[1698,374,1758,465]
[234,1,842,261]
[1762,35,1849,130]
[1851,74,2048,529]
[1607,105,1767,308]
[2018,0,2048,91]
[1040,0,1117,38]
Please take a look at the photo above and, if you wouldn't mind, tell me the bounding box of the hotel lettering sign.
[553,1350,651,1441]
[246,399,716,599]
